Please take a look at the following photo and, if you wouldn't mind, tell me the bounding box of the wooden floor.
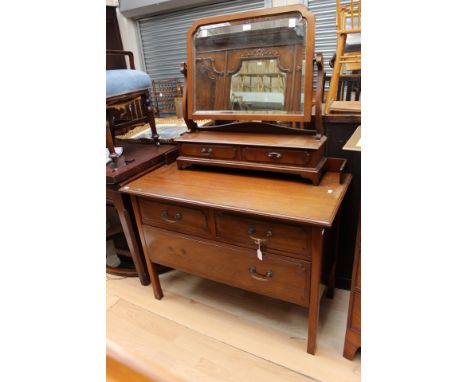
[107,270,361,382]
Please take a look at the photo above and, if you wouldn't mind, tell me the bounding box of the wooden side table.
[106,141,178,285]
[342,125,361,359]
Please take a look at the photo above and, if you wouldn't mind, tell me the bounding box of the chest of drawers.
[122,163,351,354]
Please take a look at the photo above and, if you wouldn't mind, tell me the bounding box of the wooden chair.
[106,50,159,162]
[325,0,361,115]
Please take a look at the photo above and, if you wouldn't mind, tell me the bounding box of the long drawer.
[142,226,310,306]
[215,211,310,259]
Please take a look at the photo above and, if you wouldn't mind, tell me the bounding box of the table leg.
[326,209,341,299]
[343,336,360,360]
[143,90,160,146]
[307,226,324,355]
[108,190,150,286]
[131,195,164,299]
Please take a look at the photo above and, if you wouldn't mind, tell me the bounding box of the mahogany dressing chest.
[122,5,351,355]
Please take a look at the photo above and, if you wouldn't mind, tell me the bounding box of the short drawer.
[179,143,238,160]
[138,197,210,237]
[215,212,310,259]
[143,226,310,306]
[241,147,312,166]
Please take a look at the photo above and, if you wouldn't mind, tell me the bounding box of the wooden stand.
[106,142,178,284]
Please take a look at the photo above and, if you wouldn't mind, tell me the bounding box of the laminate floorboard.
[107,271,361,382]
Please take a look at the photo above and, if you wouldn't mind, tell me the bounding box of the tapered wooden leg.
[307,227,324,355]
[176,160,184,170]
[343,331,360,360]
[109,190,150,286]
[130,195,164,299]
[106,121,118,164]
[150,264,164,300]
[326,210,341,298]
[143,90,160,146]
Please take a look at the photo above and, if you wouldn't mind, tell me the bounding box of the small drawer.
[179,143,238,160]
[138,197,210,237]
[215,212,310,259]
[241,147,312,166]
[143,226,310,306]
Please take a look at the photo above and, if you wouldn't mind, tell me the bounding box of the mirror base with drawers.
[175,128,328,185]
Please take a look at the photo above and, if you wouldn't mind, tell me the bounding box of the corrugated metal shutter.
[138,0,264,99]
[138,0,338,105]
[308,0,337,77]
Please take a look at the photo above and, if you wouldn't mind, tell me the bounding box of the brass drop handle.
[268,152,282,160]
[160,209,182,223]
[249,266,273,282]
[247,226,273,244]
[200,147,213,156]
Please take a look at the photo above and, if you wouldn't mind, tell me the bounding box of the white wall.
[107,0,143,70]
[115,8,144,70]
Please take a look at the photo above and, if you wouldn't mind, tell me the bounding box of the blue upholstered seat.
[106,69,152,98]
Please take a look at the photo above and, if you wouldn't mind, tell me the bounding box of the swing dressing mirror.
[186,5,315,122]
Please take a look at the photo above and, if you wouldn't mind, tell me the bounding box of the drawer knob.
[160,209,182,223]
[267,151,282,160]
[248,266,273,282]
[200,147,213,156]
[247,226,273,244]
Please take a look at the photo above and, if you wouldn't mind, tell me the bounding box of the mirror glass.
[192,11,307,117]
[229,59,286,111]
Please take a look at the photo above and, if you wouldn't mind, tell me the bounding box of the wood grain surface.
[142,227,310,306]
[121,163,351,227]
[107,271,361,382]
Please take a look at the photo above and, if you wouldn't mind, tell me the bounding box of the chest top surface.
[121,163,351,227]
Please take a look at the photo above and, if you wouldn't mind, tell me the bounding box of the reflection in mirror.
[192,11,307,117]
[229,59,286,111]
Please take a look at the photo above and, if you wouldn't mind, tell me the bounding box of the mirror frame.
[186,5,315,123]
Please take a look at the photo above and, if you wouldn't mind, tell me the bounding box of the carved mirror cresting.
[185,5,316,123]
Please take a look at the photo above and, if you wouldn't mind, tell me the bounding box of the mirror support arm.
[180,62,198,133]
[314,53,325,139]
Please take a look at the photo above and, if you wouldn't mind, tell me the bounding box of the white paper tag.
[257,247,263,261]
